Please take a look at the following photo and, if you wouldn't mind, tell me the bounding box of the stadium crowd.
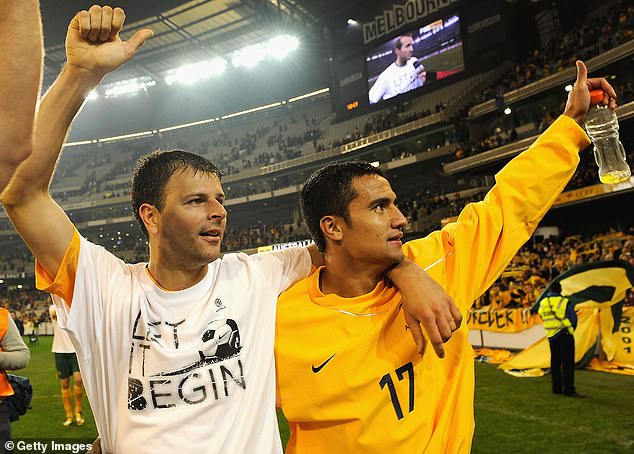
[455,79,634,163]
[472,1,634,105]
[326,102,446,151]
[0,286,50,335]
[480,226,634,310]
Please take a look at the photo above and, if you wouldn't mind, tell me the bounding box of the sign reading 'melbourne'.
[363,0,461,44]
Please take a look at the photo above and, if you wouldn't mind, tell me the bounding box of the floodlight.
[266,35,299,60]
[165,58,227,85]
[104,77,156,98]
[105,82,143,97]
[232,43,267,68]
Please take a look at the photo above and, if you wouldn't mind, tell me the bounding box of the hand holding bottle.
[585,89,631,184]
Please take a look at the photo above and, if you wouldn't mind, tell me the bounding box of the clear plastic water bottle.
[584,89,631,184]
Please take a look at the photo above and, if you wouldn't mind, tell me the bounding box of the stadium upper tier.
[20,0,634,207]
[469,0,634,117]
[27,70,488,209]
[0,57,633,247]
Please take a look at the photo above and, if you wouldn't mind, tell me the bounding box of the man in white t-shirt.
[369,34,427,104]
[1,6,461,453]
[50,305,85,427]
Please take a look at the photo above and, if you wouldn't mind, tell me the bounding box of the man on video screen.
[368,34,426,104]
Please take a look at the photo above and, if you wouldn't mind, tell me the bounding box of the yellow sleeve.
[35,228,80,305]
[406,115,590,311]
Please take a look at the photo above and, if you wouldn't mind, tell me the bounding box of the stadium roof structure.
[41,0,339,88]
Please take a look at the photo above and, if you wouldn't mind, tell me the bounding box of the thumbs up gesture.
[65,5,153,82]
[564,60,618,125]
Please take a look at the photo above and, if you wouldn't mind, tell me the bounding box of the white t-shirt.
[368,57,423,104]
[48,234,311,453]
[49,305,75,353]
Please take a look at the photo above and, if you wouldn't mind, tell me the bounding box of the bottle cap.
[590,89,604,105]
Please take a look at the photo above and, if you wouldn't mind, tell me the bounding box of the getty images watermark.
[5,439,94,454]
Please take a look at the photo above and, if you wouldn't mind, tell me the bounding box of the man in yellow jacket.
[537,281,584,397]
[275,60,612,453]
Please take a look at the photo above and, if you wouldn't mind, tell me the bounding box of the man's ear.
[320,215,343,243]
[139,203,159,236]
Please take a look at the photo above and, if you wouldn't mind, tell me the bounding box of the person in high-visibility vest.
[538,281,585,397]
[0,307,31,450]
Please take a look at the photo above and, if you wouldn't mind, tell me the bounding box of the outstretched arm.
[392,61,613,357]
[1,5,152,278]
[0,1,43,192]
[410,61,614,315]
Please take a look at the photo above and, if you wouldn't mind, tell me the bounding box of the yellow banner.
[500,309,599,370]
[600,306,634,365]
[467,307,540,333]
[554,179,634,205]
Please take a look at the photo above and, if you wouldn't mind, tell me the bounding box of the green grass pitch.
[12,336,634,453]
[11,336,97,448]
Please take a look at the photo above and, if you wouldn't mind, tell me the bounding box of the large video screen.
[366,15,464,105]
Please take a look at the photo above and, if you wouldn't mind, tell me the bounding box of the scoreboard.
[329,0,513,120]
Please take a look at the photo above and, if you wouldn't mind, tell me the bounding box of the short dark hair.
[300,161,385,252]
[550,281,562,294]
[395,34,413,51]
[131,150,222,236]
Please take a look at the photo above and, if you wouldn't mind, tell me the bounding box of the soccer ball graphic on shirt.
[198,318,241,362]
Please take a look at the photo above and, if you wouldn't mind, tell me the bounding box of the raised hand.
[65,5,153,81]
[564,60,618,125]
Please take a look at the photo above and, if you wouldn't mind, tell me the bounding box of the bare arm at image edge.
[0,1,43,193]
